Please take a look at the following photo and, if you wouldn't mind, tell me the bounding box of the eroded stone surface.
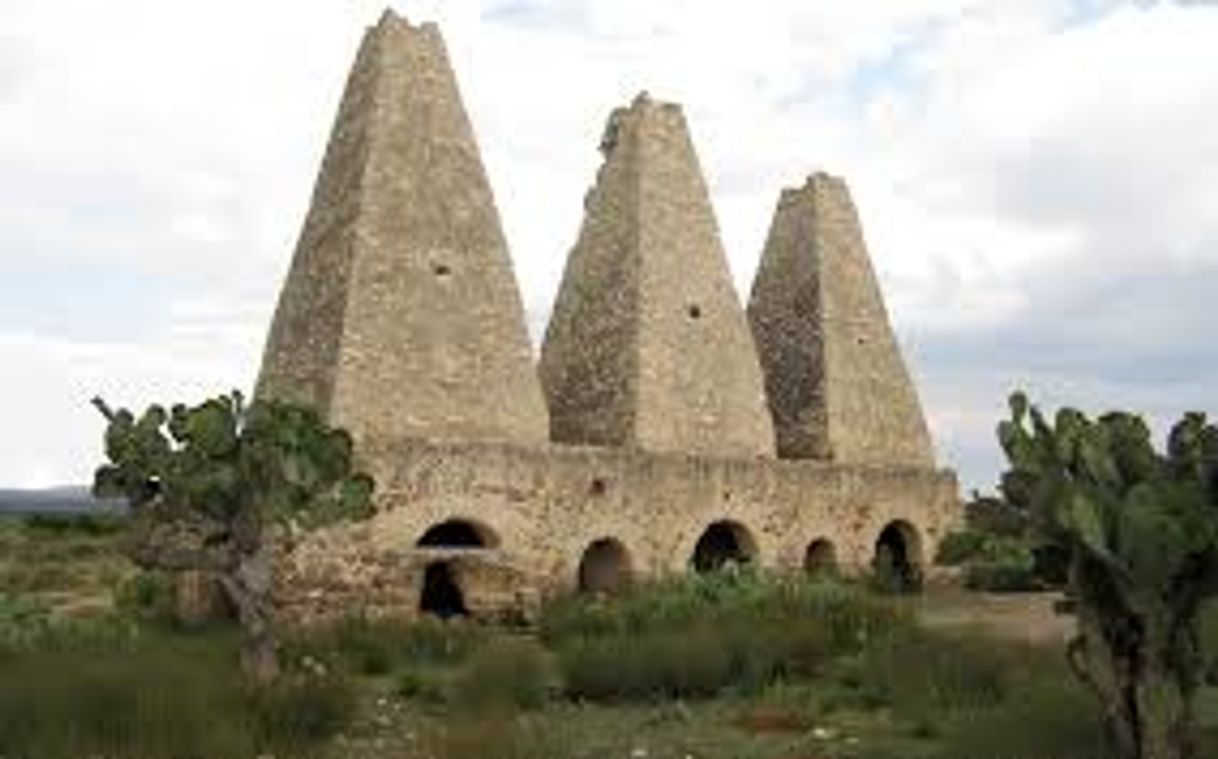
[748,174,935,466]
[539,94,775,457]
[256,11,548,447]
[275,438,958,624]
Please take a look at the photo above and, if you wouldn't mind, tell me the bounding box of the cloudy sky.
[1,0,1215,491]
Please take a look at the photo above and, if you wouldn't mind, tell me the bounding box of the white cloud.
[1,0,1215,490]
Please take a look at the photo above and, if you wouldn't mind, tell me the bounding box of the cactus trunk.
[1068,560,1197,759]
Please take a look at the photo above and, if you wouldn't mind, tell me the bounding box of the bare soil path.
[909,585,1074,645]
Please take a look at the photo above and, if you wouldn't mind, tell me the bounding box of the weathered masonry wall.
[749,174,934,466]
[540,94,774,458]
[257,12,549,448]
[275,439,957,623]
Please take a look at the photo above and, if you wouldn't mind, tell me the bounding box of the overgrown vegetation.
[936,527,1043,591]
[0,607,354,759]
[543,570,904,701]
[7,502,1218,758]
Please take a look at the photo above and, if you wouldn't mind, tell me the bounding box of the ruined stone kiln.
[258,10,960,623]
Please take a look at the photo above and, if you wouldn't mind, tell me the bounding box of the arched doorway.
[419,561,467,617]
[416,518,498,549]
[578,538,632,594]
[803,538,837,578]
[872,520,922,593]
[691,520,757,573]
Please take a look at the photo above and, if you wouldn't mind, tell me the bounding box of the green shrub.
[450,635,554,710]
[935,530,989,565]
[1,595,140,656]
[247,672,357,748]
[939,668,1109,759]
[0,563,76,592]
[284,614,484,677]
[860,628,1016,719]
[546,573,907,702]
[0,629,352,758]
[22,513,127,537]
[542,572,904,649]
[557,624,732,701]
[113,571,177,626]
[939,531,1043,593]
[963,558,1040,592]
[395,665,452,703]
[963,495,1028,537]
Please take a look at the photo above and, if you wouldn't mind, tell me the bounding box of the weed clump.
[544,571,907,702]
[0,627,354,758]
[450,635,555,710]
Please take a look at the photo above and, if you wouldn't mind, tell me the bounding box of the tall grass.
[282,613,485,676]
[543,572,909,702]
[0,616,354,758]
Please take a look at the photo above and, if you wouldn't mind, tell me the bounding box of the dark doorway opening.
[578,538,631,594]
[873,521,922,593]
[803,538,838,578]
[691,520,756,573]
[417,519,496,549]
[419,561,467,618]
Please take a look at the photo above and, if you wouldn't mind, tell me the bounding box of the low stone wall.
[274,436,959,624]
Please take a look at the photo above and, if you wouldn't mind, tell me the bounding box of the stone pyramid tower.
[256,11,548,446]
[539,94,774,457]
[747,173,933,467]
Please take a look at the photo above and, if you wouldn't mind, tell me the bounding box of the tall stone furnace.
[259,10,959,623]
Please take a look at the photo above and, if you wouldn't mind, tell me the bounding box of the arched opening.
[872,520,923,593]
[691,520,757,573]
[803,538,838,578]
[419,561,467,618]
[578,538,632,594]
[416,519,498,549]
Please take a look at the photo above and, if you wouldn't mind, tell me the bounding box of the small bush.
[935,530,989,565]
[546,573,907,703]
[939,668,1109,759]
[860,628,1016,719]
[396,665,452,703]
[937,530,1044,593]
[964,495,1028,537]
[113,571,177,626]
[0,628,352,758]
[1,595,139,656]
[22,513,126,537]
[284,614,484,677]
[558,624,732,701]
[963,558,1040,592]
[247,672,357,748]
[450,635,554,710]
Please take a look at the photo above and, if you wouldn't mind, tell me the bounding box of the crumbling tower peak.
[373,7,440,35]
[376,7,405,27]
[541,95,774,456]
[747,174,934,466]
[256,10,548,452]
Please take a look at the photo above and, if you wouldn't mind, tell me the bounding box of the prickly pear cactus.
[92,391,375,682]
[998,392,1218,759]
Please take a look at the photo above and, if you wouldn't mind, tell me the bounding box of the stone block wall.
[274,438,957,624]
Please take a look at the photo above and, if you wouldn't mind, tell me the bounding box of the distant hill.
[0,486,126,515]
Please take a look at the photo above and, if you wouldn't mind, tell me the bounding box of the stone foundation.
[274,437,957,624]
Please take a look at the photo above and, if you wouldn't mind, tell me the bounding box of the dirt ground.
[911,584,1074,644]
